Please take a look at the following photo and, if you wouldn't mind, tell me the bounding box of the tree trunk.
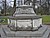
[4,0,6,16]
[2,0,6,16]
[12,0,16,16]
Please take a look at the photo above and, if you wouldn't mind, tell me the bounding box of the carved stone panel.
[17,20,32,28]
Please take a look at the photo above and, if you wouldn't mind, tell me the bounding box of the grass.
[0,16,8,25]
[42,15,50,24]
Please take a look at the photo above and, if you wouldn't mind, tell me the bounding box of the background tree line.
[0,0,50,16]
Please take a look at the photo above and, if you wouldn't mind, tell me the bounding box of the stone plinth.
[8,5,42,31]
[8,15,42,31]
[2,25,49,38]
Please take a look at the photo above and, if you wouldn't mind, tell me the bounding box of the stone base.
[2,25,50,38]
[8,24,40,31]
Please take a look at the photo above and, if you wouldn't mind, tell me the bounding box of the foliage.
[36,6,50,15]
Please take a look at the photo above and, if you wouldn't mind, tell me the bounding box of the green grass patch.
[0,16,8,25]
[42,15,50,24]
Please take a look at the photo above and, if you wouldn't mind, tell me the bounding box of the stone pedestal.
[5,5,49,38]
[7,5,42,31]
[2,25,49,38]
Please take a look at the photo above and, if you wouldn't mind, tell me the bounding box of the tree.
[1,0,6,15]
[12,0,16,16]
[4,0,6,15]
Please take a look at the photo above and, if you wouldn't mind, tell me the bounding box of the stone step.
[42,29,49,38]
[2,28,16,37]
[6,29,50,38]
[2,25,48,37]
[6,29,49,38]
[0,28,6,38]
[14,25,48,37]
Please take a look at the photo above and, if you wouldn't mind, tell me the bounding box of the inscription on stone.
[17,20,32,28]
[16,8,33,13]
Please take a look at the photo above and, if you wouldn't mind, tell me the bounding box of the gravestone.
[1,4,49,38]
[7,5,42,31]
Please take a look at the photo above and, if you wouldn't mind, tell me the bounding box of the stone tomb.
[2,5,50,38]
[7,5,42,31]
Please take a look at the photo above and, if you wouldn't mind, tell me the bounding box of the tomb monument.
[2,0,49,38]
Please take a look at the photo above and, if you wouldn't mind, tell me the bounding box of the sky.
[0,0,24,7]
[0,0,23,10]
[6,0,14,7]
[0,0,14,7]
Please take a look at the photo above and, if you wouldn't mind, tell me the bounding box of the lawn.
[42,15,50,25]
[0,16,8,25]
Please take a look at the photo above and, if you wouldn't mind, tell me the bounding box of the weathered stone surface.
[8,15,41,20]
[2,28,15,37]
[4,29,50,38]
[14,5,34,14]
[0,28,6,38]
[15,25,47,37]
[0,25,49,38]
[2,25,47,37]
